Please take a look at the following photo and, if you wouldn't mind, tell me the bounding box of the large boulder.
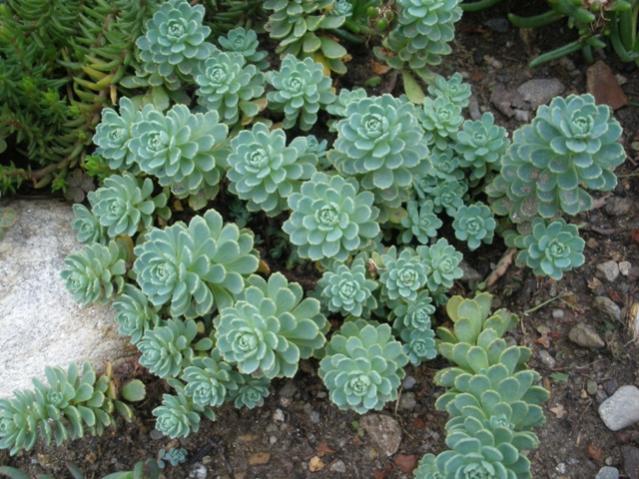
[0,199,134,398]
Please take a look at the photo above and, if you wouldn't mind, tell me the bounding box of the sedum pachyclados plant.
[283,172,380,261]
[0,363,137,456]
[452,202,496,251]
[133,208,259,318]
[152,385,214,439]
[87,173,169,238]
[390,291,438,365]
[266,55,336,131]
[135,0,214,87]
[217,27,269,70]
[215,273,327,379]
[420,96,464,151]
[194,51,265,126]
[399,199,443,244]
[316,256,379,317]
[319,319,409,414]
[93,97,141,172]
[428,73,472,109]
[112,284,160,344]
[71,204,106,245]
[226,123,317,216]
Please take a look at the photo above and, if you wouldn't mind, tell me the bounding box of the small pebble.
[594,296,622,322]
[273,408,285,422]
[555,462,567,474]
[517,78,565,108]
[619,261,631,276]
[599,386,639,431]
[468,96,481,120]
[605,197,632,216]
[623,446,639,479]
[597,260,620,282]
[403,376,417,390]
[604,379,619,396]
[595,466,620,479]
[189,464,207,479]
[483,17,510,33]
[310,411,320,424]
[552,309,565,320]
[330,460,347,473]
[150,429,164,440]
[538,350,556,369]
[399,392,417,410]
[513,109,530,122]
[568,323,605,349]
[587,380,598,396]
[269,435,277,445]
[278,381,297,398]
[361,414,402,457]
[483,55,503,69]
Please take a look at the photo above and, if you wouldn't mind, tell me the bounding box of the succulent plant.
[319,320,409,414]
[182,354,237,408]
[326,87,368,131]
[428,148,464,181]
[0,363,131,455]
[129,104,229,199]
[414,177,468,216]
[87,173,168,238]
[152,390,209,439]
[230,374,271,409]
[160,447,188,467]
[379,0,463,79]
[400,325,437,366]
[379,246,429,302]
[227,123,317,216]
[489,94,626,222]
[399,199,443,244]
[390,290,436,332]
[455,112,509,181]
[93,97,141,171]
[71,204,106,244]
[282,172,380,261]
[61,241,126,305]
[217,27,269,70]
[215,273,327,379]
[136,0,215,85]
[133,208,259,318]
[316,256,379,317]
[419,96,464,151]
[266,55,336,131]
[421,238,463,294]
[452,202,496,251]
[194,51,265,126]
[329,94,429,203]
[427,72,472,109]
[514,219,585,280]
[264,0,349,74]
[112,285,161,344]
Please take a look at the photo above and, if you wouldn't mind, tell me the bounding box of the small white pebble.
[619,261,631,276]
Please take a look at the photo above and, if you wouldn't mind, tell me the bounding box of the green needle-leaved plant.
[182,354,237,408]
[379,246,429,302]
[329,94,429,205]
[112,284,161,344]
[194,51,265,126]
[489,94,626,222]
[452,202,496,251]
[427,73,472,109]
[316,256,379,317]
[133,208,259,318]
[399,199,443,244]
[137,319,212,379]
[227,123,317,216]
[217,27,269,70]
[266,55,336,131]
[129,104,229,200]
[93,97,141,171]
[135,0,214,86]
[455,112,509,182]
[319,319,409,414]
[282,172,380,261]
[215,273,328,379]
[61,241,126,305]
[420,96,464,151]
[87,173,169,238]
[71,204,106,245]
[514,219,585,280]
[230,375,271,410]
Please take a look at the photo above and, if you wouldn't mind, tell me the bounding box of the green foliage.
[421,238,463,294]
[514,219,585,280]
[420,96,464,151]
[71,204,106,245]
[427,73,472,109]
[282,172,380,261]
[112,285,160,344]
[266,55,336,131]
[61,240,126,305]
[452,202,496,251]
[415,177,468,216]
[93,98,141,172]
[182,354,236,408]
[133,208,259,318]
[380,246,429,302]
[230,375,271,409]
[316,256,379,317]
[325,87,368,131]
[227,123,317,216]
[401,326,437,366]
[152,388,212,439]
[215,273,327,379]
[319,320,408,413]
[194,50,265,125]
[0,363,134,456]
[391,291,437,366]
[399,199,442,244]
[217,27,269,70]
[159,447,188,467]
[455,112,508,181]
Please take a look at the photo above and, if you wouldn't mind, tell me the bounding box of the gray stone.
[330,460,347,473]
[189,464,207,479]
[599,386,639,431]
[568,323,605,349]
[0,200,133,399]
[623,445,639,479]
[399,392,417,410]
[596,466,620,479]
[597,260,620,282]
[594,296,622,322]
[403,376,417,390]
[538,350,556,369]
[468,95,481,120]
[517,79,565,109]
[460,260,482,283]
[361,414,402,457]
[309,410,320,424]
[619,261,632,277]
[552,309,565,319]
[587,380,598,396]
[278,380,297,398]
[605,197,632,216]
[483,18,510,33]
[273,408,285,422]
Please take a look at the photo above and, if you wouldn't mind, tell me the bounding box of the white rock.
[0,200,133,398]
[517,78,565,108]
[598,385,639,431]
[619,261,632,276]
[596,466,620,479]
[597,260,620,282]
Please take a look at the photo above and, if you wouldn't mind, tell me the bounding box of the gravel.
[599,386,639,431]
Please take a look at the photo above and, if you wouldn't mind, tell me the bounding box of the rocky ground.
[1,3,639,478]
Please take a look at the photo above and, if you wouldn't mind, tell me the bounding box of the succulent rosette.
[112,284,160,344]
[93,97,140,171]
[400,326,437,366]
[182,355,237,408]
[230,374,271,409]
[326,87,368,131]
[379,246,429,302]
[427,72,472,108]
[217,27,269,70]
[390,291,436,332]
[452,202,497,251]
[283,172,380,261]
[152,390,210,439]
[400,199,443,244]
[421,238,463,294]
[215,273,327,379]
[455,112,508,181]
[415,177,468,216]
[419,96,464,151]
[71,204,106,244]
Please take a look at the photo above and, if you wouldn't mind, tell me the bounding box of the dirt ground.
[2,2,639,478]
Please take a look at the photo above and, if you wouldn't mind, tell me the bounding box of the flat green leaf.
[402,70,425,104]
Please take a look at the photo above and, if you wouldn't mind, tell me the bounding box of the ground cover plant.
[0,0,633,477]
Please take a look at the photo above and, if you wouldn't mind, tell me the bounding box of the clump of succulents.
[226,123,317,216]
[319,320,408,414]
[92,97,140,171]
[133,208,259,318]
[71,204,106,244]
[152,386,214,439]
[194,51,265,126]
[455,112,509,181]
[230,375,271,410]
[217,27,269,70]
[283,172,380,261]
[266,55,336,131]
[420,96,464,151]
[135,0,214,86]
[181,354,236,409]
[215,273,327,379]
[316,256,379,317]
[399,199,443,244]
[452,202,496,251]
[326,87,368,131]
[61,240,126,305]
[112,284,161,344]
[87,173,169,238]
[428,72,472,108]
[379,246,429,302]
[415,177,468,216]
[421,238,463,295]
